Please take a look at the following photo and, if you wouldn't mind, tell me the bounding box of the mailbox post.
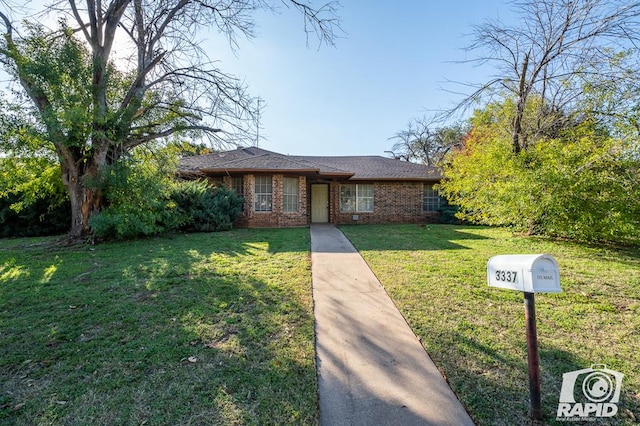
[524,291,542,419]
[487,254,561,420]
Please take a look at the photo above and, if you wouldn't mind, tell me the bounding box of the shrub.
[435,204,461,225]
[0,157,70,237]
[170,180,243,232]
[89,162,242,240]
[0,194,70,237]
[89,160,186,240]
[440,117,640,243]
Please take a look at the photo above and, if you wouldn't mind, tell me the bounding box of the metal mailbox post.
[487,254,562,420]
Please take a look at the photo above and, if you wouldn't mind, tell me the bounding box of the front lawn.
[340,224,640,425]
[0,229,316,425]
[3,224,638,425]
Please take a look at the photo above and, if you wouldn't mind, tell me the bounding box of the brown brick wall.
[332,181,437,225]
[209,176,436,228]
[230,174,308,228]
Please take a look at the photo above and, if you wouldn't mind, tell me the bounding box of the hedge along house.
[178,147,443,228]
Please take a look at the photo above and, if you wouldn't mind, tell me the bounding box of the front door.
[311,184,329,223]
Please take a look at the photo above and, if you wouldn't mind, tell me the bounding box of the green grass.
[3,225,639,425]
[0,229,317,425]
[340,224,640,426]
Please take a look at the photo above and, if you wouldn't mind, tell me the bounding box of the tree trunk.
[512,53,530,154]
[61,160,103,238]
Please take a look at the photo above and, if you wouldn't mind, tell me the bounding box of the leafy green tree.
[0,157,67,213]
[526,129,640,241]
[0,156,71,236]
[441,0,640,243]
[0,108,71,236]
[0,1,339,239]
[88,143,184,240]
[439,101,640,243]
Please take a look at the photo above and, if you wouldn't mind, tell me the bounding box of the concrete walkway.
[311,224,475,426]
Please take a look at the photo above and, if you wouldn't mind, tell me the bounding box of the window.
[231,176,244,198]
[283,177,299,212]
[340,184,374,212]
[423,184,444,212]
[254,176,273,212]
[231,176,244,211]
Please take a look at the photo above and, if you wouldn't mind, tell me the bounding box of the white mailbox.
[487,254,561,293]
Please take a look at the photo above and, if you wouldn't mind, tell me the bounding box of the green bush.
[0,193,70,237]
[88,198,185,240]
[0,157,71,237]
[435,204,461,224]
[440,115,640,244]
[170,180,243,232]
[89,159,242,240]
[89,160,186,240]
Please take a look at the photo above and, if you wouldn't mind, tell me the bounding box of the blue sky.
[207,1,515,156]
[0,1,516,157]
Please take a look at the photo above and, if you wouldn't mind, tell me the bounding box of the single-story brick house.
[178,147,444,228]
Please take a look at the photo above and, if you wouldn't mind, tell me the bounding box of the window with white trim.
[254,176,273,212]
[283,177,299,212]
[340,184,374,212]
[423,184,444,212]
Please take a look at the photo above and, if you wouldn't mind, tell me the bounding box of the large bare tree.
[0,0,340,238]
[459,0,640,153]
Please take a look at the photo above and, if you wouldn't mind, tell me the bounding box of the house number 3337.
[495,270,518,283]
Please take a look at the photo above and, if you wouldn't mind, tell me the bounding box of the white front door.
[311,184,329,223]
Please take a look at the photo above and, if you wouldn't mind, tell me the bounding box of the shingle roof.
[178,147,440,181]
[290,155,439,180]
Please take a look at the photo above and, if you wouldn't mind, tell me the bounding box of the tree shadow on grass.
[424,331,637,425]
[0,228,317,425]
[339,224,491,251]
[167,227,311,255]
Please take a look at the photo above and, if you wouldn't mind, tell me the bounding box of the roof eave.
[176,170,206,178]
[316,172,355,179]
[347,177,441,181]
[201,167,321,175]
